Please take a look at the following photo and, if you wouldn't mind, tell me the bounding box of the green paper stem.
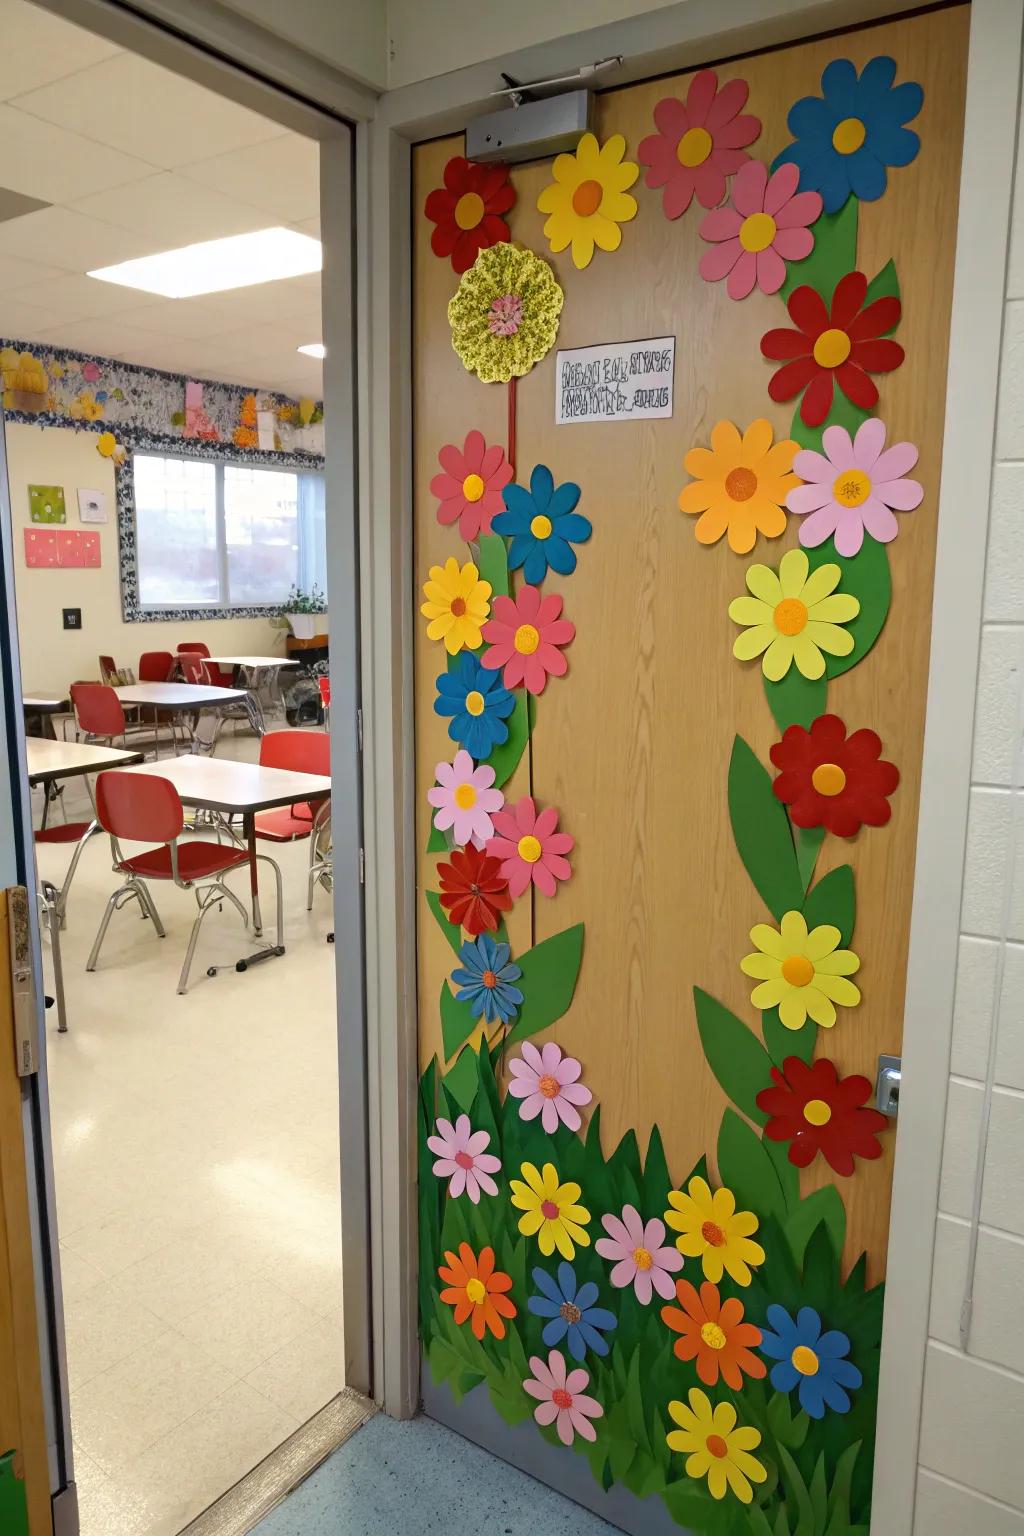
[694,987,773,1126]
[442,1042,481,1112]
[476,532,510,599]
[504,923,584,1046]
[804,536,892,680]
[764,667,828,734]
[779,199,859,304]
[482,691,529,787]
[440,977,479,1061]
[728,736,804,921]
[783,1186,847,1269]
[717,1107,787,1224]
[795,824,825,892]
[426,822,449,854]
[803,863,855,944]
[426,889,463,957]
[763,1004,816,1067]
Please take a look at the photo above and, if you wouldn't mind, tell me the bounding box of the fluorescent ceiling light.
[297,342,326,359]
[88,227,321,299]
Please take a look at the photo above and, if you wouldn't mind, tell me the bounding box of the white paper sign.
[256,409,276,451]
[555,336,675,425]
[77,487,108,523]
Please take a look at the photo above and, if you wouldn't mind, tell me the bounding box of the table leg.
[246,811,263,937]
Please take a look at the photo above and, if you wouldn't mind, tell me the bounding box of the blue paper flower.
[451,933,523,1025]
[772,56,923,214]
[433,653,515,760]
[527,1262,617,1361]
[759,1304,862,1419]
[493,463,592,584]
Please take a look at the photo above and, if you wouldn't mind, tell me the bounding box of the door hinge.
[356,707,364,751]
[358,848,365,885]
[6,886,38,1077]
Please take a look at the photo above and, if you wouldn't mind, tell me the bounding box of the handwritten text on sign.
[555,336,675,424]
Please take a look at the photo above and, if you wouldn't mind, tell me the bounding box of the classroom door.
[413,10,968,1533]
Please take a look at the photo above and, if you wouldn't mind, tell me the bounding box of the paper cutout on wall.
[787,417,922,555]
[680,419,799,553]
[451,932,523,1025]
[537,132,639,270]
[698,161,822,299]
[522,1351,604,1444]
[486,794,574,897]
[756,1055,887,1175]
[741,908,861,1031]
[435,844,512,935]
[424,156,516,274]
[527,1264,616,1359]
[638,71,761,219]
[76,488,108,524]
[594,1206,681,1302]
[56,529,101,569]
[427,749,504,847]
[660,1279,765,1388]
[1,347,47,413]
[509,1161,591,1259]
[508,1041,591,1132]
[28,484,66,524]
[420,557,492,654]
[760,1305,862,1417]
[480,586,575,694]
[183,380,219,441]
[729,548,860,680]
[430,430,513,541]
[770,712,900,836]
[448,244,564,384]
[24,528,57,568]
[427,1115,502,1202]
[664,1175,764,1287]
[554,337,675,425]
[438,1242,516,1339]
[96,432,126,466]
[493,464,592,580]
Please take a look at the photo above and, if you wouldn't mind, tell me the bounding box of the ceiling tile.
[7,272,162,325]
[0,0,121,102]
[0,296,65,343]
[106,276,322,340]
[30,316,181,357]
[69,173,275,247]
[180,134,320,223]
[0,103,158,204]
[0,251,69,291]
[0,206,157,269]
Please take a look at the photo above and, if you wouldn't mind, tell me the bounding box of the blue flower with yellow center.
[433,652,515,761]
[493,463,592,584]
[451,933,523,1025]
[759,1304,861,1419]
[528,1262,617,1361]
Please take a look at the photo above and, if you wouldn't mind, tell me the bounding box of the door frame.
[361,2,1024,1528]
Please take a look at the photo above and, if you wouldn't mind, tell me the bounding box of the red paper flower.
[436,844,513,935]
[756,1056,888,1176]
[760,271,903,427]
[771,713,899,837]
[424,157,515,274]
[430,430,513,541]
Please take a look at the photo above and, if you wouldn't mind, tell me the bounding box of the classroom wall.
[7,422,280,697]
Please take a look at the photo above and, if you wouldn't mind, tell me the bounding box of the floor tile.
[112,1228,263,1326]
[63,1276,165,1389]
[56,1244,106,1303]
[175,1273,321,1378]
[71,1447,151,1536]
[245,1311,345,1424]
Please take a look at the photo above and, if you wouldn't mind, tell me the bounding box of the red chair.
[70,682,126,745]
[254,731,331,909]
[138,651,174,682]
[178,651,206,685]
[178,642,232,688]
[317,675,330,729]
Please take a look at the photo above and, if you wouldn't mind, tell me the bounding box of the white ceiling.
[0,0,323,398]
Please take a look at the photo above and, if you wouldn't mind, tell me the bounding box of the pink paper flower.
[699,161,822,299]
[522,1349,603,1445]
[480,586,574,695]
[81,360,102,383]
[486,795,573,898]
[427,749,504,847]
[430,429,513,542]
[508,1041,592,1133]
[638,70,761,220]
[595,1205,683,1304]
[426,1114,502,1203]
[786,416,923,556]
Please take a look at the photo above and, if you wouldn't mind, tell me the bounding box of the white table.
[114,682,248,756]
[23,694,69,740]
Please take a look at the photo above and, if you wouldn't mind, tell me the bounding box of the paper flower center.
[454,1149,474,1169]
[560,1301,582,1324]
[552,1387,573,1410]
[791,1344,820,1376]
[488,294,523,336]
[832,116,867,155]
[706,1434,729,1460]
[449,596,467,617]
[530,513,553,539]
[832,468,871,507]
[514,623,541,655]
[538,1073,560,1099]
[781,954,815,987]
[464,689,486,717]
[739,211,777,253]
[454,783,477,810]
[813,327,852,368]
[725,466,758,502]
[773,597,808,636]
[631,1245,653,1271]
[803,1097,833,1127]
[482,969,498,988]
[677,126,713,167]
[465,1276,487,1304]
[541,1199,560,1220]
[701,1220,726,1248]
[572,178,604,216]
[700,1321,728,1351]
[518,834,543,864]
[811,761,847,796]
[454,191,485,230]
[462,472,485,502]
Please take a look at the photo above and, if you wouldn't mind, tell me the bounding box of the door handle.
[5,886,38,1077]
[876,1054,900,1118]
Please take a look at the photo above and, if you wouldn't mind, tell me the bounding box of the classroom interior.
[2,4,344,1533]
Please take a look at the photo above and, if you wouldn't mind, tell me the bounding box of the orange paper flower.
[679,419,800,554]
[438,1241,517,1340]
[661,1279,766,1390]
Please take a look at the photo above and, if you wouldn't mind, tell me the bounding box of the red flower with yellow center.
[770,712,900,837]
[424,157,515,274]
[755,1055,888,1176]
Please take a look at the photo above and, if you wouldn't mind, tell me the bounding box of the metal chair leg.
[177,889,218,994]
[134,880,166,936]
[255,854,284,948]
[87,886,129,972]
[40,882,68,1033]
[87,879,163,971]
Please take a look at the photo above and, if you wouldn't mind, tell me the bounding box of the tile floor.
[33,728,343,1536]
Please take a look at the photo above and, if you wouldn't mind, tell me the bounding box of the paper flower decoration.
[760,271,903,427]
[438,1242,517,1340]
[448,243,563,383]
[666,1389,767,1505]
[508,1040,592,1133]
[420,557,491,655]
[424,156,515,274]
[486,795,573,898]
[528,1263,617,1360]
[660,1279,765,1390]
[436,844,512,935]
[638,71,761,219]
[427,1115,502,1201]
[771,712,900,836]
[451,933,523,1025]
[756,1056,888,1176]
[537,132,639,270]
[759,1306,862,1418]
[492,464,592,582]
[741,909,861,1030]
[510,1160,591,1259]
[594,1206,683,1303]
[699,161,822,299]
[96,431,126,466]
[787,417,923,555]
[427,749,504,847]
[679,418,799,554]
[481,587,575,695]
[729,548,859,680]
[433,653,515,760]
[430,430,513,541]
[773,56,923,213]
[664,1177,764,1287]
[523,1350,603,1445]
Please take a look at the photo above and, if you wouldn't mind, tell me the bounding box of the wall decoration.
[527,1264,617,1358]
[510,1161,592,1259]
[421,557,492,654]
[666,1389,767,1504]
[439,1242,517,1339]
[76,487,108,524]
[1,347,47,413]
[480,586,574,693]
[787,417,922,553]
[435,845,512,935]
[492,465,591,579]
[452,934,523,1025]
[698,161,822,298]
[96,431,127,466]
[507,1041,591,1132]
[756,1056,888,1175]
[680,418,799,553]
[740,910,861,1030]
[28,484,66,524]
[427,1114,502,1203]
[425,156,516,274]
[256,409,276,451]
[434,653,516,758]
[486,796,574,897]
[759,1306,862,1418]
[537,132,639,271]
[523,1352,604,1444]
[428,749,504,846]
[431,430,513,540]
[594,1206,682,1301]
[638,70,761,218]
[660,1280,765,1388]
[23,528,57,568]
[664,1176,765,1286]
[729,548,860,679]
[554,336,674,424]
[56,529,101,569]
[182,380,219,440]
[770,713,900,835]
[448,244,564,384]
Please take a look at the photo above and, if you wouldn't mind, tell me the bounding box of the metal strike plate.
[6,886,37,1078]
[876,1054,901,1118]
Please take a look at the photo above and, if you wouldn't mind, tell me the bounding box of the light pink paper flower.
[430,429,513,542]
[426,1114,502,1203]
[486,795,573,898]
[81,360,102,383]
[786,416,923,557]
[508,1041,592,1134]
[595,1204,683,1304]
[523,1349,603,1445]
[480,586,574,696]
[638,70,761,220]
[699,161,822,299]
[427,749,504,847]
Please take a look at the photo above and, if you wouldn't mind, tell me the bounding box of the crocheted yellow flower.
[537,132,639,269]
[448,244,563,384]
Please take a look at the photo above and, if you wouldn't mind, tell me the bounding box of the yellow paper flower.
[664,1176,764,1286]
[69,391,104,422]
[728,547,859,680]
[740,909,861,1030]
[421,557,491,655]
[666,1389,767,1505]
[680,419,799,554]
[96,431,126,466]
[448,243,563,383]
[537,132,639,269]
[509,1160,591,1259]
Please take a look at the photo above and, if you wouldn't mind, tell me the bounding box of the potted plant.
[283,584,327,640]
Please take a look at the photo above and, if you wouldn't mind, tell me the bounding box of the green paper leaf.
[694,988,773,1126]
[440,978,479,1061]
[504,923,584,1045]
[805,537,891,680]
[763,1005,816,1068]
[828,1441,863,1521]
[810,1454,829,1530]
[779,200,859,303]
[783,1188,847,1269]
[795,825,824,892]
[426,889,463,957]
[444,1044,481,1112]
[767,1390,810,1451]
[481,691,529,788]
[763,1133,800,1211]
[764,667,828,733]
[865,258,900,309]
[775,1444,815,1535]
[476,533,509,599]
[426,822,449,854]
[717,1108,786,1224]
[803,864,855,944]
[729,736,804,921]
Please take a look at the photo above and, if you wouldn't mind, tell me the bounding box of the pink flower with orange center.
[508,1041,592,1133]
